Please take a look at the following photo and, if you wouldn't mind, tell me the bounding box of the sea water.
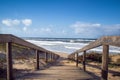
[23,38,120,54]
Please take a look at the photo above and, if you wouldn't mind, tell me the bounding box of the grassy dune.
[77,51,120,80]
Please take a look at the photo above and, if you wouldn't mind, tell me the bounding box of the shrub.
[116,58,120,64]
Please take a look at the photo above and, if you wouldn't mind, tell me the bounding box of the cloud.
[22,19,32,26]
[71,21,120,38]
[22,27,52,35]
[71,21,101,28]
[71,21,101,34]
[2,19,20,26]
[2,19,32,27]
[23,27,27,31]
[33,27,52,33]
[103,24,120,36]
[12,19,20,25]
[40,28,52,33]
[61,30,67,34]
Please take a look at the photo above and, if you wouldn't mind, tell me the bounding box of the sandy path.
[16,58,93,80]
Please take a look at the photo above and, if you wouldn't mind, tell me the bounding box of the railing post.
[54,54,56,60]
[35,50,39,70]
[101,45,109,80]
[45,52,48,63]
[83,51,86,71]
[52,54,55,61]
[74,54,75,61]
[76,53,79,67]
[51,53,53,62]
[6,42,13,80]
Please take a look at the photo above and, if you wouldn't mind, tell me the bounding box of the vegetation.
[0,43,36,79]
[78,51,120,68]
[78,51,102,63]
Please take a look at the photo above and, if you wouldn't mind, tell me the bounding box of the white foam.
[27,40,56,46]
[26,39,120,54]
[64,46,80,49]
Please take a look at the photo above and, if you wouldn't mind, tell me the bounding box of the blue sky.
[0,0,120,38]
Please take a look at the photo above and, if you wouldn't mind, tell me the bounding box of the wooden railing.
[68,36,120,80]
[0,34,60,80]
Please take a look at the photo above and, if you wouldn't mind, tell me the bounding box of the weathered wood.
[0,34,60,80]
[0,34,51,53]
[35,50,39,70]
[50,53,52,61]
[17,59,93,80]
[83,51,86,71]
[0,34,59,60]
[101,45,109,80]
[52,54,54,61]
[54,55,56,60]
[45,52,48,63]
[69,36,120,57]
[102,36,120,47]
[68,36,120,80]
[76,53,79,67]
[72,37,103,54]
[6,42,13,80]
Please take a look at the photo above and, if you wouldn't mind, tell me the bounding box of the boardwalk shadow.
[16,72,54,79]
[86,63,120,77]
[86,70,101,80]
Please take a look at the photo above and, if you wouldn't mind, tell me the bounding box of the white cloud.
[22,19,32,26]
[71,21,120,37]
[71,21,101,34]
[2,19,20,26]
[71,21,101,28]
[61,30,67,34]
[2,19,11,26]
[23,27,27,31]
[2,19,32,27]
[12,19,20,25]
[21,27,52,35]
[40,28,51,33]
[103,24,120,36]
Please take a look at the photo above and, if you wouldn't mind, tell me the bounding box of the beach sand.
[0,52,120,80]
[77,62,120,80]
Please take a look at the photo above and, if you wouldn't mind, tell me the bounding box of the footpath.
[16,58,93,80]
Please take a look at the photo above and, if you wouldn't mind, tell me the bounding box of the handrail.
[0,34,58,55]
[68,36,120,80]
[0,34,60,80]
[69,36,120,56]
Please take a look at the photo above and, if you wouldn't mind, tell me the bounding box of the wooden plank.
[0,34,59,61]
[51,53,54,61]
[6,42,13,80]
[35,50,39,70]
[76,53,79,67]
[102,36,120,47]
[0,34,51,53]
[73,37,103,54]
[10,35,48,52]
[53,54,56,60]
[101,45,109,80]
[70,36,120,55]
[0,34,11,42]
[17,59,93,80]
[68,36,120,80]
[50,53,52,61]
[83,51,86,71]
[45,52,48,63]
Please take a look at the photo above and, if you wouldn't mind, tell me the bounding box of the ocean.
[23,37,120,54]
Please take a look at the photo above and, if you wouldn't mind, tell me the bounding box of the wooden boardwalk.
[16,59,93,80]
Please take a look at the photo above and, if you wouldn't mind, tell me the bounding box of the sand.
[0,52,120,80]
[15,58,93,80]
[78,62,120,80]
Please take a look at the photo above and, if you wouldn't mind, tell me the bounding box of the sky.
[0,0,120,38]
